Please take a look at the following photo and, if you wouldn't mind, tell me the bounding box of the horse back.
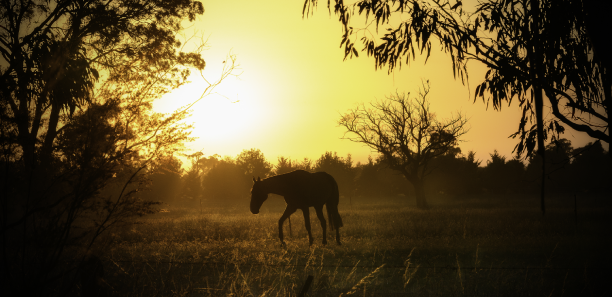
[276,170,339,207]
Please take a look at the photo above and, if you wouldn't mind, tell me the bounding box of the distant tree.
[275,156,298,175]
[236,148,273,179]
[354,155,410,198]
[484,150,508,194]
[339,83,468,209]
[569,141,611,194]
[296,157,314,172]
[148,155,183,205]
[354,156,381,198]
[504,157,527,195]
[314,151,356,197]
[178,152,207,206]
[481,150,526,195]
[427,149,481,198]
[201,156,249,201]
[526,139,574,194]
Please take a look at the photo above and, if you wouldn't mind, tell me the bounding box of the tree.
[481,150,527,195]
[304,0,612,213]
[180,152,206,206]
[0,1,239,295]
[148,155,184,205]
[354,156,382,198]
[354,155,411,198]
[201,156,249,202]
[426,149,482,198]
[1,0,209,170]
[275,156,299,175]
[236,148,273,179]
[303,0,609,150]
[570,141,612,194]
[314,151,356,197]
[339,82,468,209]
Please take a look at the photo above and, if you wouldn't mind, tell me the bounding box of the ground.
[96,194,612,296]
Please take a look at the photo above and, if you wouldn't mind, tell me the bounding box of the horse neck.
[261,176,284,196]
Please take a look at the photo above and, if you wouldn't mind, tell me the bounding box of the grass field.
[96,195,612,296]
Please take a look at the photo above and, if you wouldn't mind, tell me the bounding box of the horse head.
[250,177,267,214]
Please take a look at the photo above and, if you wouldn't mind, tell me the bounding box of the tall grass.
[94,196,612,296]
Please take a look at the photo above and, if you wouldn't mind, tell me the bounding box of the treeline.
[150,139,611,207]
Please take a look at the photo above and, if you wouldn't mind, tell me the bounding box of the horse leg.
[314,206,327,245]
[335,226,341,245]
[302,208,313,246]
[279,205,297,247]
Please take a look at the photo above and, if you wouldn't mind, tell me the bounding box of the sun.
[153,71,263,154]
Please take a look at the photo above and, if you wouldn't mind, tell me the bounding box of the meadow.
[96,195,612,296]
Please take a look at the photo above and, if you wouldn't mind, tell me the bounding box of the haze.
[154,0,596,164]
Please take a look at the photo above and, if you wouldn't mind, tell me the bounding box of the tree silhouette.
[0,1,239,295]
[236,148,273,179]
[303,0,612,213]
[303,0,609,151]
[274,156,298,175]
[149,155,184,205]
[570,141,612,194]
[201,156,248,202]
[339,82,468,209]
[427,149,481,198]
[314,151,356,197]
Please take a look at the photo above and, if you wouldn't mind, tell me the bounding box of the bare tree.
[339,82,468,209]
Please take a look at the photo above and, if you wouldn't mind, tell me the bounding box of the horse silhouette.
[250,170,343,246]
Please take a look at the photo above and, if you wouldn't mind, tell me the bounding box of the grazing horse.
[250,170,343,246]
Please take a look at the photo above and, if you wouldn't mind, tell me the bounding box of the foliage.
[339,82,469,208]
[0,1,240,295]
[201,156,249,202]
[426,149,481,197]
[275,156,298,175]
[314,151,356,197]
[236,148,273,179]
[303,0,610,155]
[354,156,412,198]
[525,140,612,195]
[201,150,273,202]
[148,155,184,205]
[480,150,525,195]
[570,141,612,194]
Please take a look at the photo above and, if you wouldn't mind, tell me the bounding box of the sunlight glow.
[153,70,267,154]
[150,0,600,165]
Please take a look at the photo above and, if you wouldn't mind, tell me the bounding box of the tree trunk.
[530,0,546,215]
[413,181,429,210]
[40,102,62,166]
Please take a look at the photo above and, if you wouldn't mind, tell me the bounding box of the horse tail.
[326,174,343,231]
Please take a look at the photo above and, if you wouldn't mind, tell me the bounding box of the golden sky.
[154,0,597,165]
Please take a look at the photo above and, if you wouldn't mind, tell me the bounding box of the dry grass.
[95,196,612,296]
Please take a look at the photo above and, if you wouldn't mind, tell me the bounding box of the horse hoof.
[336,241,342,246]
[322,240,327,246]
[280,242,287,248]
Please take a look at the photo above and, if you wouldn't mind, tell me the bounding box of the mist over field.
[101,194,612,296]
[96,144,611,296]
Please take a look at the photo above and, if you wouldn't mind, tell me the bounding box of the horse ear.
[253,177,256,183]
[257,177,261,182]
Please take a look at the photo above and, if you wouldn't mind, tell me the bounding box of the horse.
[250,170,343,246]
